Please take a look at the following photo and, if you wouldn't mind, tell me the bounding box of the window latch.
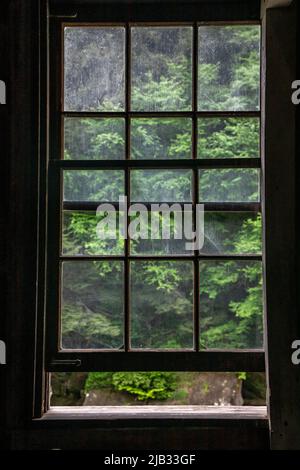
[51,359,81,367]
[49,10,78,19]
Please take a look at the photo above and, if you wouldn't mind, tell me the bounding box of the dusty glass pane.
[131,118,192,159]
[199,261,263,350]
[200,212,262,255]
[198,26,260,111]
[131,170,192,203]
[64,118,125,160]
[61,261,124,349]
[131,27,192,111]
[63,170,124,202]
[199,169,260,203]
[62,211,124,256]
[131,261,194,349]
[198,118,260,159]
[64,27,125,111]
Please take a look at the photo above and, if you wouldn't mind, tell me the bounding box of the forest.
[53,24,263,404]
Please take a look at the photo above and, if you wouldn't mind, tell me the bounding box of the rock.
[83,373,243,406]
[173,372,244,406]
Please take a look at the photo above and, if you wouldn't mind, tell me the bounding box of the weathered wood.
[264,0,293,9]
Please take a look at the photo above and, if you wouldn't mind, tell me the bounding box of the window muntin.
[47,22,263,371]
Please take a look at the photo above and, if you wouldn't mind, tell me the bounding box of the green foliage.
[112,372,177,401]
[237,372,247,381]
[84,372,114,392]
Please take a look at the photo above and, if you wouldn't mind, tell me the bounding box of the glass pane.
[61,261,124,349]
[63,170,124,202]
[62,211,124,256]
[64,27,125,111]
[199,169,260,203]
[200,212,262,255]
[199,261,263,350]
[131,261,194,349]
[64,118,125,160]
[131,118,192,159]
[198,25,260,111]
[131,27,192,111]
[198,118,260,159]
[131,170,193,202]
[130,207,193,256]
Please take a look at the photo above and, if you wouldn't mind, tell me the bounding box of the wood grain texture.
[43,405,268,421]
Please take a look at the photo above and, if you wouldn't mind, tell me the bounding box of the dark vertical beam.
[262,0,300,449]
[6,0,42,447]
[125,25,131,351]
[0,0,9,451]
[296,0,300,449]
[34,0,49,419]
[192,23,199,351]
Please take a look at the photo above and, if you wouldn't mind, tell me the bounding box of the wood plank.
[43,405,268,421]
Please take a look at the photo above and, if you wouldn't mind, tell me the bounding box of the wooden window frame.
[45,11,265,374]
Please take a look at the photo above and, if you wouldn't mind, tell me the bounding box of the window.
[46,20,264,375]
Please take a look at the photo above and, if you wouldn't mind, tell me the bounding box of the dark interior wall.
[0,0,299,450]
[0,0,42,449]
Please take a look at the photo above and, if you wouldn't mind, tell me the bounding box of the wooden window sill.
[38,405,268,426]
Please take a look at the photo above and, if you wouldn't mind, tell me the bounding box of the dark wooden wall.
[0,0,42,449]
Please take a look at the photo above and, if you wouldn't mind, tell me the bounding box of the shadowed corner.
[0,80,6,104]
